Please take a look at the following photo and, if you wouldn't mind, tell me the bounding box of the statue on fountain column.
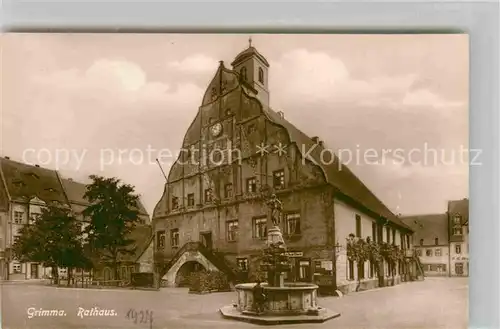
[266,194,282,227]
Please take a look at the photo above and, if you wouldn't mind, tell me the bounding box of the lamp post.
[331,242,343,291]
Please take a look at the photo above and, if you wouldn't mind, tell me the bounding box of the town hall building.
[152,41,415,293]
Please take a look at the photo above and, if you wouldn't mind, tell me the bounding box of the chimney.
[318,140,324,147]
[35,164,40,167]
[4,156,10,159]
[277,111,284,119]
[312,136,319,144]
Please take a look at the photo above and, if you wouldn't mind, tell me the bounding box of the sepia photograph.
[1,33,469,329]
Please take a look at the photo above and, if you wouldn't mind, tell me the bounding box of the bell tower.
[231,37,270,106]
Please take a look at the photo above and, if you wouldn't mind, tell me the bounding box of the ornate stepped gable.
[152,45,410,231]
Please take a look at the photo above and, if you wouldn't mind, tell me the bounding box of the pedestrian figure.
[252,280,266,314]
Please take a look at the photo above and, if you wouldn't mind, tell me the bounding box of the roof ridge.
[260,105,410,230]
[400,213,447,218]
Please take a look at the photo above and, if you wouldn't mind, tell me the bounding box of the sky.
[1,33,469,216]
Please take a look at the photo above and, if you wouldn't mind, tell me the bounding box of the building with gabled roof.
[401,198,469,277]
[0,156,152,281]
[152,41,414,293]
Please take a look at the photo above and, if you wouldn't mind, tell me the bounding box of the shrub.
[188,270,230,293]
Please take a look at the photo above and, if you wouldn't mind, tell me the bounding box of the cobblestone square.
[2,277,467,329]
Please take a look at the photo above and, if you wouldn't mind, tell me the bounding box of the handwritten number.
[126,309,153,326]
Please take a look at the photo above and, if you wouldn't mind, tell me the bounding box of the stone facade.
[152,43,414,292]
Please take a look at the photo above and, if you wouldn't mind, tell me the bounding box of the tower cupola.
[231,37,270,106]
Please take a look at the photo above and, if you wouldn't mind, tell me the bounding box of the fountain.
[219,194,340,325]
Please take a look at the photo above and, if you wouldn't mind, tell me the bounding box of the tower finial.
[248,36,252,48]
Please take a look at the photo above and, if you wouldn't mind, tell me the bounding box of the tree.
[12,205,89,285]
[82,175,141,281]
[346,235,370,292]
[380,242,400,286]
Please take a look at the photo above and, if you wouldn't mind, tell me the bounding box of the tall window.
[371,222,377,243]
[285,213,301,235]
[13,211,24,224]
[420,239,424,246]
[204,189,213,203]
[187,193,195,207]
[157,230,166,249]
[273,170,285,189]
[355,215,362,237]
[358,262,365,279]
[13,263,21,274]
[224,183,233,198]
[253,217,267,239]
[434,237,439,245]
[455,244,462,254]
[226,220,239,242]
[172,196,179,210]
[369,261,377,278]
[406,235,410,249]
[392,229,396,245]
[246,177,257,193]
[386,227,390,243]
[30,212,41,224]
[171,229,180,247]
[258,67,264,83]
[452,215,463,235]
[240,67,247,81]
[237,258,248,271]
[348,260,354,280]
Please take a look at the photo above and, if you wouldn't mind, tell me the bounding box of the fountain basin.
[219,282,340,325]
[235,282,319,315]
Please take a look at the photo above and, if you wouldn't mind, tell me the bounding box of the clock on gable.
[210,122,223,137]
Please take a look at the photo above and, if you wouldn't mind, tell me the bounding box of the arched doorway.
[175,261,205,287]
[103,267,112,281]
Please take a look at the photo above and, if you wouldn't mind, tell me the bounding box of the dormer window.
[12,180,26,188]
[452,214,463,235]
[45,187,55,193]
[258,67,264,83]
[240,67,247,81]
[26,172,39,179]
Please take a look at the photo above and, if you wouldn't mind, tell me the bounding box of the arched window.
[419,239,424,246]
[258,67,264,83]
[240,67,247,81]
[435,237,439,245]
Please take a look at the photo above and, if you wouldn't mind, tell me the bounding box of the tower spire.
[248,36,252,48]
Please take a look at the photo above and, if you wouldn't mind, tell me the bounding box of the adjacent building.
[447,199,469,276]
[0,157,153,281]
[152,42,415,293]
[401,198,469,277]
